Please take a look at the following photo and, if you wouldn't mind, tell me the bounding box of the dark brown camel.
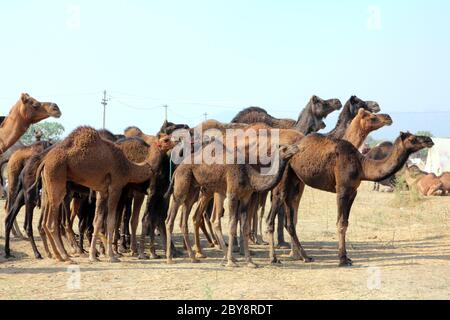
[0,93,61,154]
[286,132,433,266]
[232,95,342,134]
[38,127,175,262]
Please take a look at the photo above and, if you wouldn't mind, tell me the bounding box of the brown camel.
[0,93,61,154]
[286,132,433,266]
[365,142,396,191]
[38,127,175,262]
[231,95,342,134]
[124,126,157,145]
[439,172,450,195]
[264,109,393,262]
[166,132,300,267]
[404,165,444,196]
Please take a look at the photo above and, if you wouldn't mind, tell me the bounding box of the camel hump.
[63,126,102,150]
[231,106,271,123]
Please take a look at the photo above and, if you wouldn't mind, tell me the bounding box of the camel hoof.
[195,252,207,259]
[339,257,353,267]
[209,243,216,248]
[166,259,175,265]
[191,258,201,264]
[270,258,282,265]
[225,261,238,268]
[130,251,139,258]
[4,253,15,259]
[35,254,43,260]
[89,256,100,263]
[108,256,121,263]
[138,254,149,260]
[289,251,302,260]
[303,256,314,263]
[277,242,290,249]
[65,259,77,265]
[247,262,258,269]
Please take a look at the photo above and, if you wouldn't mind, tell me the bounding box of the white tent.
[424,138,450,175]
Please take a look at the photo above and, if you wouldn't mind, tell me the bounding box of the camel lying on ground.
[404,165,444,196]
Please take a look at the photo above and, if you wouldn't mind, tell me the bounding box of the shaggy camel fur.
[286,132,433,266]
[166,138,300,268]
[38,127,175,262]
[404,165,444,196]
[0,93,61,154]
[232,95,342,134]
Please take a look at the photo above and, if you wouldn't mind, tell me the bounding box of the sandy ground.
[0,182,449,300]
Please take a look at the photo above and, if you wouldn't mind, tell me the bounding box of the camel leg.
[202,199,217,247]
[38,205,52,259]
[4,189,25,258]
[42,202,65,262]
[89,192,107,262]
[266,196,281,265]
[192,194,210,259]
[257,193,268,245]
[24,192,43,259]
[336,188,357,267]
[165,198,182,264]
[285,182,312,262]
[130,192,145,256]
[210,193,227,254]
[63,196,83,256]
[180,193,199,263]
[105,188,122,263]
[225,194,239,267]
[240,195,257,268]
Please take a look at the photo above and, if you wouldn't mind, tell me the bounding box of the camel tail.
[164,178,175,200]
[0,158,9,186]
[27,161,45,198]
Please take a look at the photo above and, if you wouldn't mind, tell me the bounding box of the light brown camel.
[439,172,450,195]
[38,127,175,262]
[404,165,444,196]
[0,93,61,154]
[286,132,433,266]
[166,132,300,268]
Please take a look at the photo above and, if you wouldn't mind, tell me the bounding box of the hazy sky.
[1,0,449,139]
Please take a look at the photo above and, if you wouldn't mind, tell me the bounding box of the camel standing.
[287,132,433,266]
[0,93,61,154]
[165,133,299,267]
[265,109,393,263]
[38,127,175,262]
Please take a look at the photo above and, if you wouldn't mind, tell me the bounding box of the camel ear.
[21,93,31,104]
[350,96,357,104]
[357,108,365,116]
[311,95,319,103]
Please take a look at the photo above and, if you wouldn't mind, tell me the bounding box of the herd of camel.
[0,93,448,268]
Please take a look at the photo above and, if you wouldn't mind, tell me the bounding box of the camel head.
[156,134,176,152]
[399,132,434,153]
[310,95,342,119]
[278,144,299,161]
[159,120,190,135]
[349,96,381,115]
[356,108,392,132]
[19,93,61,124]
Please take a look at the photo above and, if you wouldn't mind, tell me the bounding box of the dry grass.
[0,182,449,300]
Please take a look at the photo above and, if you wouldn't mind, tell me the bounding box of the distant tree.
[20,122,65,145]
[415,131,433,137]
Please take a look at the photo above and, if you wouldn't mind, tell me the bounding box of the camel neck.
[0,102,30,153]
[327,102,352,139]
[294,103,314,135]
[343,119,367,149]
[362,138,410,182]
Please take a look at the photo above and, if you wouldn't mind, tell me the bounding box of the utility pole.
[203,112,208,121]
[163,105,168,122]
[101,90,108,129]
